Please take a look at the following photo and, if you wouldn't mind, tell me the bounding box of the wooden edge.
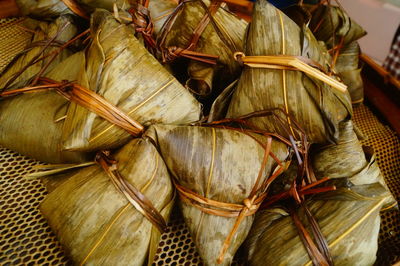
[224,0,253,22]
[360,53,400,135]
[360,53,400,89]
[223,0,253,8]
[0,0,20,18]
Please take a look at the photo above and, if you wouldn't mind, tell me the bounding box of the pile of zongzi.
[0,1,396,266]
[1,9,202,161]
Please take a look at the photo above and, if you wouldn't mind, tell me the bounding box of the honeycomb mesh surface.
[153,216,202,266]
[0,148,69,266]
[0,17,399,266]
[0,18,32,72]
[353,105,400,265]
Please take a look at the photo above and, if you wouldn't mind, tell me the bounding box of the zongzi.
[145,124,290,265]
[243,183,391,265]
[40,137,174,265]
[226,1,352,144]
[311,120,366,179]
[0,52,90,163]
[308,4,366,48]
[58,9,201,152]
[157,0,247,100]
[0,15,78,90]
[311,120,396,208]
[308,4,366,103]
[335,41,364,103]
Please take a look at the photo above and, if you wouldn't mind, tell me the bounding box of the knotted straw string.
[128,0,157,52]
[0,77,144,137]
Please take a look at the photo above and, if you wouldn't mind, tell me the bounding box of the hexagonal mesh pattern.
[0,147,69,266]
[353,104,400,265]
[0,17,399,266]
[153,217,203,266]
[0,18,32,72]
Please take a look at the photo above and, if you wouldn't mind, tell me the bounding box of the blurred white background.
[340,0,400,64]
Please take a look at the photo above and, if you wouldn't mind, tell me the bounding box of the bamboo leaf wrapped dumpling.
[157,0,247,99]
[60,9,202,152]
[311,120,396,208]
[227,1,352,144]
[0,52,90,163]
[311,120,366,179]
[243,183,392,266]
[145,124,290,265]
[308,4,366,48]
[0,15,78,90]
[40,137,174,265]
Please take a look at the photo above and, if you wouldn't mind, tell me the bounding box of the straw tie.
[174,181,272,264]
[234,52,347,93]
[261,177,336,209]
[0,77,145,137]
[161,45,219,65]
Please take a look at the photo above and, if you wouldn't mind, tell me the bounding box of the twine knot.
[243,195,258,211]
[162,46,184,62]
[129,3,153,35]
[129,3,156,50]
